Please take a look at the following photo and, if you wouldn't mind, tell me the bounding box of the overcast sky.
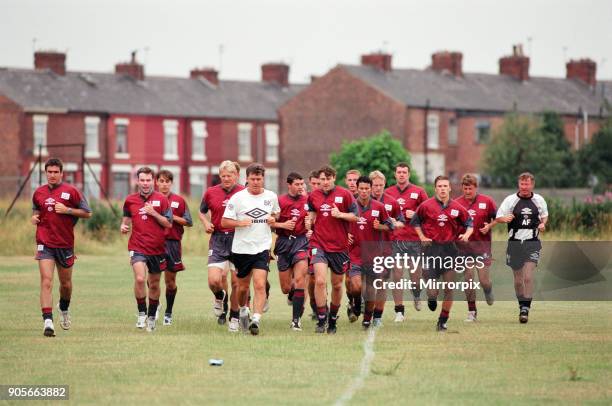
[2,0,611,83]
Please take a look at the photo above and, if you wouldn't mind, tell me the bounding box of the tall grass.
[0,198,211,256]
[1,194,610,257]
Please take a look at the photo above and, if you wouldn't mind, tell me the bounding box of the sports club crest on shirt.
[264,200,272,206]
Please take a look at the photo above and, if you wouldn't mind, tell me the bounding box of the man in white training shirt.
[222,163,280,335]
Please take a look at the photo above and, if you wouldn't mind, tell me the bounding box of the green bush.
[80,200,122,241]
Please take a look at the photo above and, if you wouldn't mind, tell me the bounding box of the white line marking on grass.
[334,326,378,406]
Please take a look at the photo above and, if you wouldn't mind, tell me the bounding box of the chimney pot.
[431,51,463,77]
[360,53,392,72]
[190,68,219,85]
[261,63,289,87]
[566,59,597,87]
[34,51,66,76]
[499,44,530,81]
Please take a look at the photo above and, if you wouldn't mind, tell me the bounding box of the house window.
[238,123,252,161]
[115,118,129,158]
[164,120,179,160]
[191,121,207,161]
[84,163,102,199]
[85,116,100,158]
[112,172,131,199]
[33,115,48,156]
[189,167,208,199]
[475,121,491,144]
[265,124,279,162]
[266,168,279,194]
[427,113,439,149]
[448,118,458,146]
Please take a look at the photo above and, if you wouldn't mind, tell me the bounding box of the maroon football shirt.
[32,182,91,248]
[410,197,472,242]
[454,194,497,243]
[200,184,244,233]
[349,199,390,265]
[165,193,193,241]
[307,186,357,252]
[373,193,402,242]
[277,193,309,237]
[123,191,171,255]
[385,184,428,241]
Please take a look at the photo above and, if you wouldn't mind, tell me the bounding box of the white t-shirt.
[223,189,280,255]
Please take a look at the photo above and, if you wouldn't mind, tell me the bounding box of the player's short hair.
[461,173,478,187]
[369,170,386,182]
[434,175,450,186]
[318,165,336,178]
[395,162,411,171]
[136,166,154,179]
[345,169,361,178]
[287,172,303,184]
[246,163,265,177]
[518,172,535,182]
[44,158,63,172]
[156,169,173,182]
[356,175,372,187]
[219,160,238,174]
[309,170,320,180]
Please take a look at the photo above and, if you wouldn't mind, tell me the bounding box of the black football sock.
[59,297,70,312]
[292,289,305,321]
[136,297,147,313]
[165,288,177,314]
[147,298,159,318]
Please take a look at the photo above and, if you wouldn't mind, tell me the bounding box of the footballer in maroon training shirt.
[121,167,172,332]
[411,176,473,332]
[306,165,357,334]
[32,158,92,337]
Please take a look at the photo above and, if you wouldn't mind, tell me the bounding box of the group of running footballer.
[32,158,548,337]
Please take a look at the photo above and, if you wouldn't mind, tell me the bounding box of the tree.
[578,118,612,192]
[483,113,579,188]
[330,130,420,187]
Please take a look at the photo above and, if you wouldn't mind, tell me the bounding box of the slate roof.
[0,67,305,120]
[342,64,611,116]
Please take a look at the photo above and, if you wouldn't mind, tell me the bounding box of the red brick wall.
[279,66,406,183]
[0,95,24,196]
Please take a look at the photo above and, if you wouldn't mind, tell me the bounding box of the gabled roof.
[0,67,306,120]
[342,64,611,116]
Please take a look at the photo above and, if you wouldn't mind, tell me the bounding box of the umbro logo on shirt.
[437,214,448,227]
[290,208,301,217]
[320,204,332,216]
[397,198,406,206]
[246,208,267,219]
[521,208,533,215]
[468,209,477,217]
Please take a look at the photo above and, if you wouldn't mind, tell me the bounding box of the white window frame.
[265,123,279,163]
[238,123,253,162]
[163,120,179,161]
[427,113,439,150]
[84,163,102,199]
[114,118,130,159]
[85,116,101,158]
[266,167,279,194]
[160,165,181,193]
[189,166,209,198]
[191,120,208,161]
[33,115,48,156]
[448,118,458,146]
